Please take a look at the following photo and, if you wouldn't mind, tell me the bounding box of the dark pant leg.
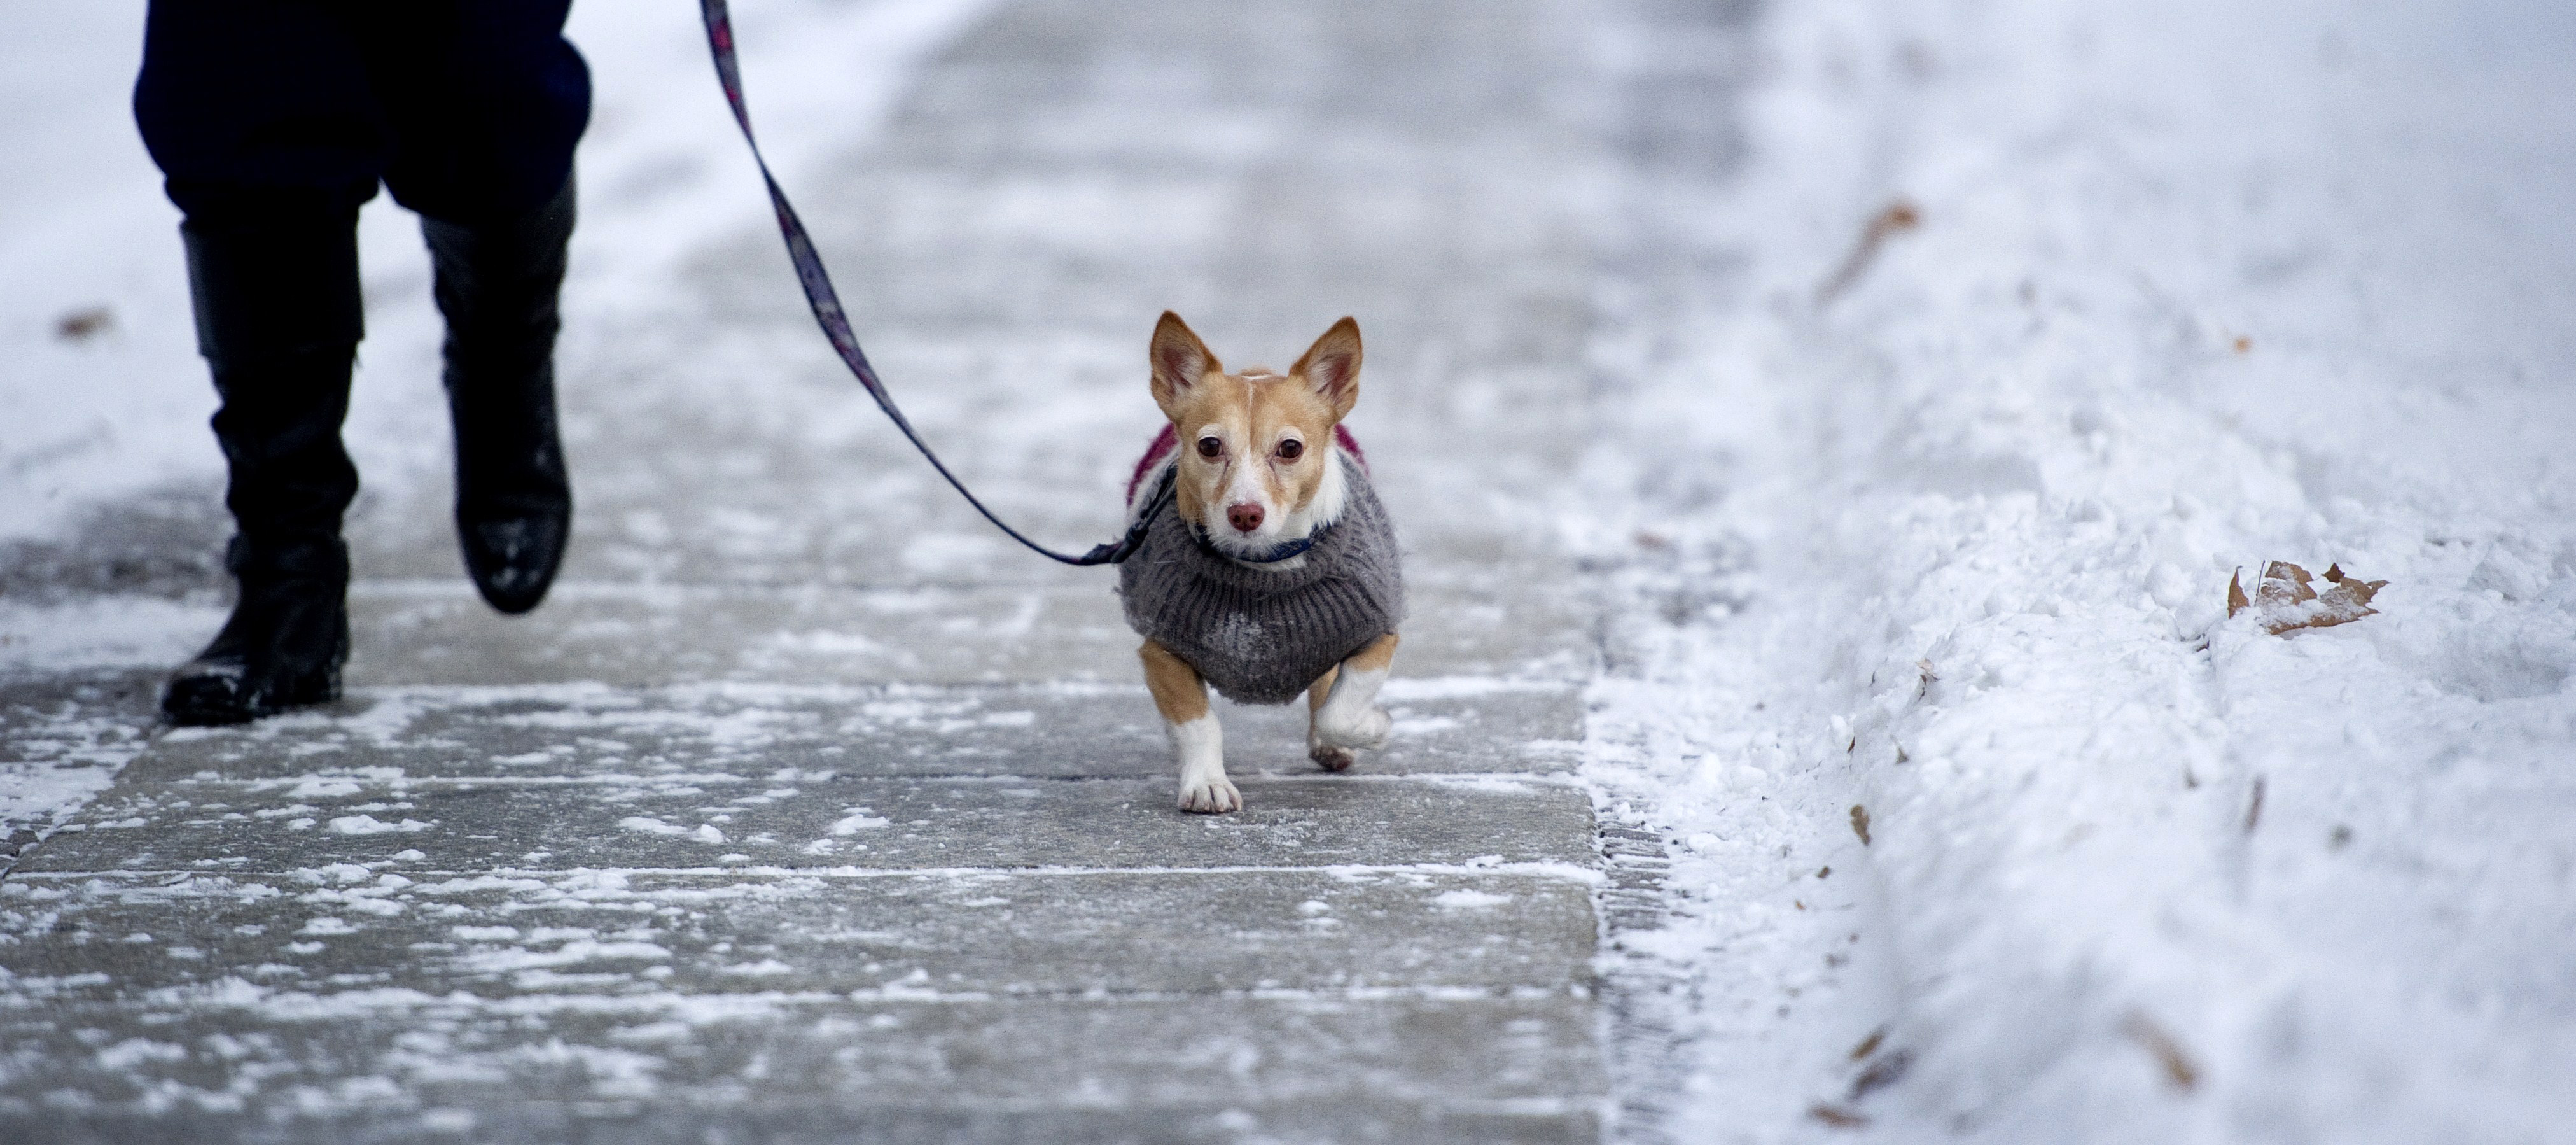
[366,0,590,226]
[135,1,379,720]
[365,0,587,457]
[360,3,589,614]
[134,0,389,224]
[135,1,385,547]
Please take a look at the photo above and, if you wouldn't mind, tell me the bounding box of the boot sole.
[163,666,343,727]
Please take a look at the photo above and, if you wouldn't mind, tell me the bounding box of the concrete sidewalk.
[2,0,1743,1139]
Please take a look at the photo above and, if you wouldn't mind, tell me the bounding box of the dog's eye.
[1275,439,1304,461]
[1197,436,1223,459]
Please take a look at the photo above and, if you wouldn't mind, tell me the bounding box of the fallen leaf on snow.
[2122,1012,2201,1091]
[1808,1104,1870,1128]
[1849,1026,1886,1060]
[2225,561,2386,635]
[55,306,113,342]
[1850,1048,1914,1099]
[1849,804,1872,846]
[1816,199,1922,304]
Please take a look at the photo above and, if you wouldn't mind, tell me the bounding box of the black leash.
[699,0,1171,565]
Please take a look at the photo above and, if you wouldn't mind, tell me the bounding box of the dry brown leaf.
[55,306,113,342]
[1849,804,1872,846]
[1816,199,1923,304]
[1849,1027,1886,1061]
[2258,559,2313,607]
[2229,561,2387,635]
[1809,1104,1870,1129]
[2122,1013,2201,1091]
[1849,1048,1915,1099]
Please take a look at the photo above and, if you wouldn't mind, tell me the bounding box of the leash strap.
[699,0,1169,565]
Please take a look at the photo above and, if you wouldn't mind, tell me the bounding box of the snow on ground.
[1583,0,2576,1141]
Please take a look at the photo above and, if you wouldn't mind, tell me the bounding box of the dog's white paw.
[1316,705,1391,752]
[1309,743,1355,772]
[1178,773,1242,814]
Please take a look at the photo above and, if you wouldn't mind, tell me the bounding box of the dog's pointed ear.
[1150,311,1220,418]
[1292,316,1362,421]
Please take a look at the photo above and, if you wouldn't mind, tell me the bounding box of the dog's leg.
[1310,633,1397,769]
[1305,666,1351,771]
[1141,639,1237,813]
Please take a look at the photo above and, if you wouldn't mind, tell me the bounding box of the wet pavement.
[1,0,1752,1139]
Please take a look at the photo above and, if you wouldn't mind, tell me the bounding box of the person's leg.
[368,1,588,227]
[372,2,590,614]
[134,0,386,724]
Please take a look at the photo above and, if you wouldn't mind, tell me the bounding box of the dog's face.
[1148,312,1361,555]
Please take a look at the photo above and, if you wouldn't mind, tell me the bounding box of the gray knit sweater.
[1118,453,1405,705]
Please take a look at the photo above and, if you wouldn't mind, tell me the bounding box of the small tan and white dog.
[1117,313,1406,814]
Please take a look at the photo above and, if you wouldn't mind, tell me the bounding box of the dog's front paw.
[1178,773,1242,814]
[1309,744,1355,772]
[1316,705,1392,752]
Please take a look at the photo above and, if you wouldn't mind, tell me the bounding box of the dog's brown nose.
[1227,502,1265,532]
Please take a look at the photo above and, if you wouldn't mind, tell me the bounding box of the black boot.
[423,178,575,615]
[164,537,351,725]
[163,208,362,726]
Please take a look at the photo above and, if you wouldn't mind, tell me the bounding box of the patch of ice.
[327,815,431,836]
[95,1038,189,1070]
[451,939,674,974]
[830,809,889,835]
